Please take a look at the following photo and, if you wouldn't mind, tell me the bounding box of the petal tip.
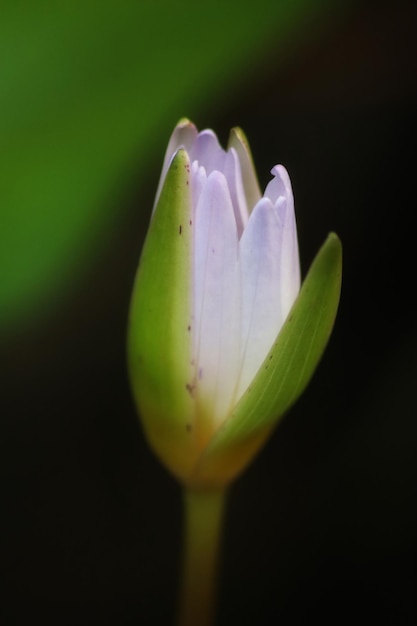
[270,163,290,184]
[176,117,196,130]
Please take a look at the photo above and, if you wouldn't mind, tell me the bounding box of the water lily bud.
[128,119,342,488]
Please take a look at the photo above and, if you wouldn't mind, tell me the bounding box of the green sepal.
[192,233,342,487]
[127,149,198,481]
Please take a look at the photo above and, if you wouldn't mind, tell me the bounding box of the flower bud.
[128,119,342,488]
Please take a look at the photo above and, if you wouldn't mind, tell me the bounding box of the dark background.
[1,1,417,624]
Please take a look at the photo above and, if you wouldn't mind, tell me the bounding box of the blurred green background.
[1,1,416,625]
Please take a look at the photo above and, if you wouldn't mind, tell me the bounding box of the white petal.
[153,119,197,212]
[236,197,285,399]
[193,171,240,425]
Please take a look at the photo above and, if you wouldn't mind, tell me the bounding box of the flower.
[128,119,342,488]
[161,120,300,423]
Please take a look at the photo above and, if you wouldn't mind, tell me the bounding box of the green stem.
[177,488,227,626]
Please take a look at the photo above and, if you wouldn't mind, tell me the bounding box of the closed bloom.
[158,120,299,424]
[128,119,342,487]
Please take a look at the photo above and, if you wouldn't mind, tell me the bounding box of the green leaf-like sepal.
[192,233,342,487]
[127,149,199,481]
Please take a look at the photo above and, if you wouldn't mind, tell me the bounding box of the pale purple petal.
[272,168,300,318]
[264,163,290,204]
[190,130,226,175]
[193,171,241,424]
[190,161,207,212]
[235,197,285,399]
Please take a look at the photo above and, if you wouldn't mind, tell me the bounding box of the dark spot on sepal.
[186,382,196,397]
